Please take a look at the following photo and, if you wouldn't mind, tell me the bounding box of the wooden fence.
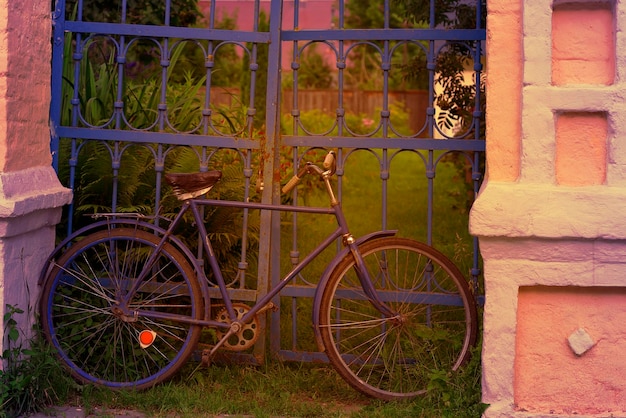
[210,88,429,133]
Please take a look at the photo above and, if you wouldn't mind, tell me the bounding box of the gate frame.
[49,0,486,363]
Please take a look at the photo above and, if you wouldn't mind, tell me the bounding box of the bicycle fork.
[345,237,398,319]
[331,196,397,320]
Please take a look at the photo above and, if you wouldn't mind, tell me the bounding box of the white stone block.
[568,328,596,356]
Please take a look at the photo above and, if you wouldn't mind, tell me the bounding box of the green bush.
[1,305,76,418]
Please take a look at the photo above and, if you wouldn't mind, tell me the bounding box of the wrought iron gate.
[50,0,486,362]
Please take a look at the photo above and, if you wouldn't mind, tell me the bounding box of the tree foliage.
[344,0,425,90]
[389,0,487,133]
[64,0,201,26]
[296,44,334,89]
[344,1,404,29]
[170,11,244,86]
[240,10,270,130]
[344,0,486,110]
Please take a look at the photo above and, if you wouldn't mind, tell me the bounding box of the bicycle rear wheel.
[39,228,203,389]
[318,237,478,400]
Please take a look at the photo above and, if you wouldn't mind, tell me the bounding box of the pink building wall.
[198,0,336,70]
[0,1,71,357]
[199,0,336,31]
[471,0,626,416]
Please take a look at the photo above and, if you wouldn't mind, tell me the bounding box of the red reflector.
[139,330,157,349]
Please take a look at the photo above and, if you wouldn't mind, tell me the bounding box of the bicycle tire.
[39,228,203,389]
[318,237,478,400]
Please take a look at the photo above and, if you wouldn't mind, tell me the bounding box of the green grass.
[61,348,485,417]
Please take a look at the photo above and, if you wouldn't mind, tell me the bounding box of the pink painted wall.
[198,0,336,70]
[483,0,522,182]
[0,1,53,172]
[199,0,336,31]
[0,0,72,357]
[471,1,626,417]
[516,287,626,414]
[552,6,612,188]
[555,112,607,186]
[552,6,614,86]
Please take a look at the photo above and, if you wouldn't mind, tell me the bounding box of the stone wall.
[0,1,72,360]
[471,0,626,416]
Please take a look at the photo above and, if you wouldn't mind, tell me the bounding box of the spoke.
[325,304,391,329]
[51,306,109,329]
[43,229,201,388]
[85,246,127,298]
[54,261,116,304]
[349,327,391,385]
[139,319,187,352]
[52,292,111,315]
[66,316,117,369]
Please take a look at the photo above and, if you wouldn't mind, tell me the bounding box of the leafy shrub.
[1,305,76,418]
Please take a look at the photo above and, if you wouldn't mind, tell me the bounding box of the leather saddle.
[164,171,222,200]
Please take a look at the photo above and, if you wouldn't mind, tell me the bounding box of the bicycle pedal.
[257,302,278,315]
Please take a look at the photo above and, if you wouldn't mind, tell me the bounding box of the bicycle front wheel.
[39,228,203,389]
[318,237,478,400]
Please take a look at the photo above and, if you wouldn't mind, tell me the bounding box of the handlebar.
[282,151,336,194]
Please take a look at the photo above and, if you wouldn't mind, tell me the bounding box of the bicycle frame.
[113,176,397,355]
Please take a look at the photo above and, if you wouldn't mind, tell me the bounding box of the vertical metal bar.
[426,0,436,247]
[263,0,284,359]
[154,145,164,224]
[66,1,84,234]
[238,152,253,290]
[111,142,120,213]
[115,42,125,130]
[472,151,482,291]
[472,1,484,291]
[159,43,169,133]
[335,0,346,252]
[164,0,171,26]
[67,140,77,235]
[381,0,391,231]
[50,0,66,172]
[336,0,345,137]
[427,0,437,328]
[204,0,215,137]
[289,1,300,275]
[291,297,298,350]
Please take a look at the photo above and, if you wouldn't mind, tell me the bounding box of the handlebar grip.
[323,151,335,170]
[282,165,309,194]
[281,174,301,194]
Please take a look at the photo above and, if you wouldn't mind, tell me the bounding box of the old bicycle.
[39,151,477,400]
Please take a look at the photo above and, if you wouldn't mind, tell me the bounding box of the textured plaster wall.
[482,0,522,182]
[555,112,607,186]
[0,1,72,359]
[516,286,626,414]
[0,2,54,171]
[471,0,626,416]
[551,5,615,86]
